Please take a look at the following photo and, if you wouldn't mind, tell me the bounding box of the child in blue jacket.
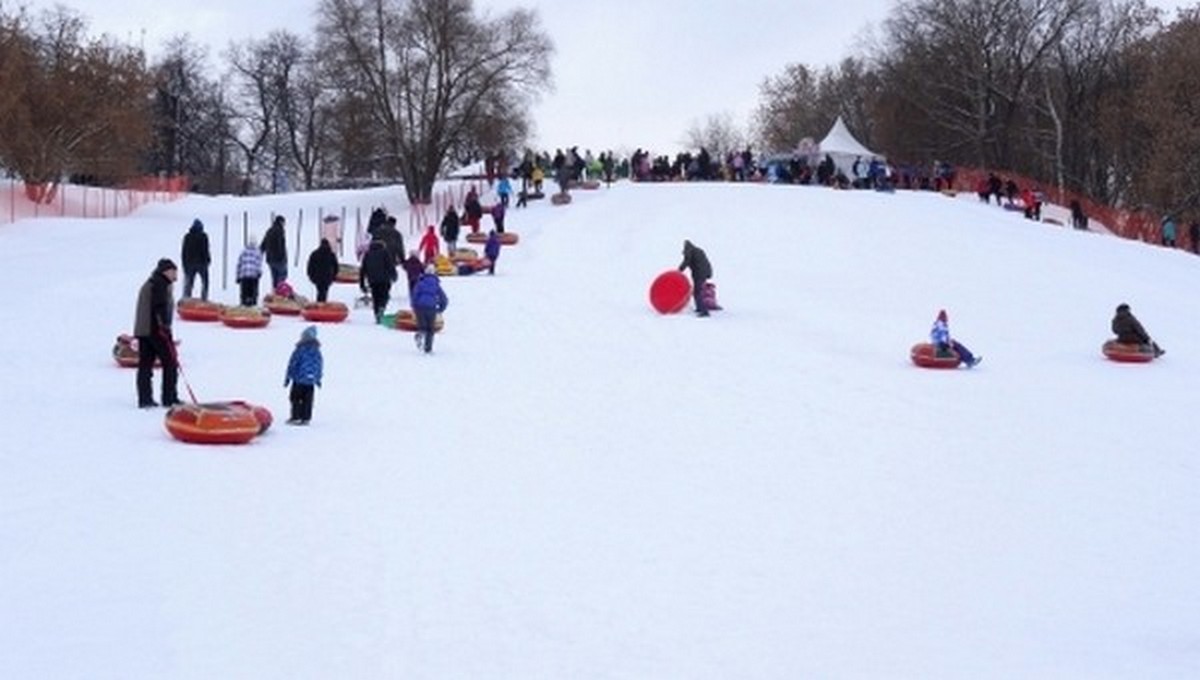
[284,325,324,424]
[931,309,980,368]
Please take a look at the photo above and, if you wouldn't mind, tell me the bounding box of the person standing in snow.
[930,309,981,368]
[484,229,501,275]
[411,265,448,354]
[306,238,340,303]
[440,205,461,257]
[496,175,513,207]
[1111,303,1164,356]
[236,236,264,307]
[261,215,289,289]
[463,188,483,234]
[678,239,713,317]
[359,237,397,322]
[284,325,323,425]
[133,258,181,408]
[419,225,440,265]
[180,218,211,300]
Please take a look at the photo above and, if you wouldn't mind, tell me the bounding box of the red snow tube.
[551,192,572,205]
[1102,340,1155,363]
[910,342,962,369]
[301,301,349,323]
[220,306,272,329]
[164,401,272,444]
[649,270,692,314]
[264,294,304,316]
[113,334,149,368]
[465,232,519,245]
[178,298,224,322]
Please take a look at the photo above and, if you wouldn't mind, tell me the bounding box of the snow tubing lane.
[385,310,444,333]
[164,401,271,444]
[649,270,692,314]
[220,307,272,329]
[910,343,961,369]
[1102,340,1155,363]
[264,294,304,316]
[301,301,349,323]
[465,232,519,245]
[335,263,360,283]
[177,298,224,322]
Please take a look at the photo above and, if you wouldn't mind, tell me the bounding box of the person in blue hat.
[284,325,324,424]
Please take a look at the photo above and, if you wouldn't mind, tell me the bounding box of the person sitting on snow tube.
[1112,303,1164,357]
[931,309,981,368]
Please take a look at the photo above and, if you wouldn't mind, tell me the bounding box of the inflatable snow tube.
[177,298,224,322]
[164,401,271,444]
[1102,340,1156,363]
[649,270,692,314]
[550,192,572,206]
[220,306,272,329]
[574,179,601,190]
[465,231,519,246]
[450,247,479,263]
[384,310,444,333]
[434,255,457,276]
[335,263,359,284]
[113,334,149,368]
[910,343,962,369]
[301,301,349,323]
[263,293,304,316]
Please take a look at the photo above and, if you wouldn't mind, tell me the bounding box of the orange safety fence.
[1,176,189,225]
[952,168,1186,252]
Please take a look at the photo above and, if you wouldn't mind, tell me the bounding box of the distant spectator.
[1189,221,1200,254]
[1070,200,1088,231]
[1161,214,1177,248]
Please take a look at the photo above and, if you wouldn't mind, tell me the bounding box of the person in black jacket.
[261,215,289,289]
[440,205,461,256]
[180,219,211,300]
[133,258,181,408]
[359,238,397,322]
[678,239,713,317]
[1112,303,1164,356]
[307,238,340,303]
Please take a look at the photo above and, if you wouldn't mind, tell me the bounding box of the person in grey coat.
[134,258,181,408]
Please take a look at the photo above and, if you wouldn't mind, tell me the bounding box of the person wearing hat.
[930,309,981,368]
[133,258,181,407]
[180,218,211,300]
[236,235,264,307]
[678,239,713,317]
[283,325,323,425]
[1112,303,1164,356]
[411,264,448,354]
[261,214,289,290]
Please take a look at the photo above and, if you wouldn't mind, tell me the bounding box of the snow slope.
[1,180,1198,679]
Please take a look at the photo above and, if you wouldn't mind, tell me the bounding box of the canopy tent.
[816,116,885,179]
[446,161,485,179]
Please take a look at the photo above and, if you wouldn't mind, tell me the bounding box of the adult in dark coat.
[463,190,483,234]
[180,218,211,300]
[440,206,461,255]
[359,239,397,322]
[134,258,181,408]
[261,215,289,289]
[307,238,340,303]
[678,239,713,317]
[1112,303,1164,356]
[379,216,405,264]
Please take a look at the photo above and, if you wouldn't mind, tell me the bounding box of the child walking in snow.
[284,325,323,424]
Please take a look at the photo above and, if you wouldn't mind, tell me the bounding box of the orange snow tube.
[220,306,272,329]
[910,343,961,369]
[391,310,444,333]
[465,232,519,245]
[177,298,224,322]
[301,301,349,323]
[263,294,304,316]
[335,263,359,284]
[164,401,272,444]
[1102,340,1155,363]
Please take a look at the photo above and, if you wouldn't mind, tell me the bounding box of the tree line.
[751,0,1200,218]
[0,0,552,204]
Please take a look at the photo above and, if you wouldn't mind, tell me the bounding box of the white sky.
[28,0,1196,154]
[2,176,1200,676]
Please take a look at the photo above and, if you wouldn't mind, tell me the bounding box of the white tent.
[816,116,884,179]
[447,160,485,179]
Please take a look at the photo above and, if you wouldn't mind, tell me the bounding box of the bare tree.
[683,112,745,158]
[317,0,553,203]
[226,36,286,193]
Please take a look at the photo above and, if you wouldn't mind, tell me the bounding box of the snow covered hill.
[1,180,1198,678]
